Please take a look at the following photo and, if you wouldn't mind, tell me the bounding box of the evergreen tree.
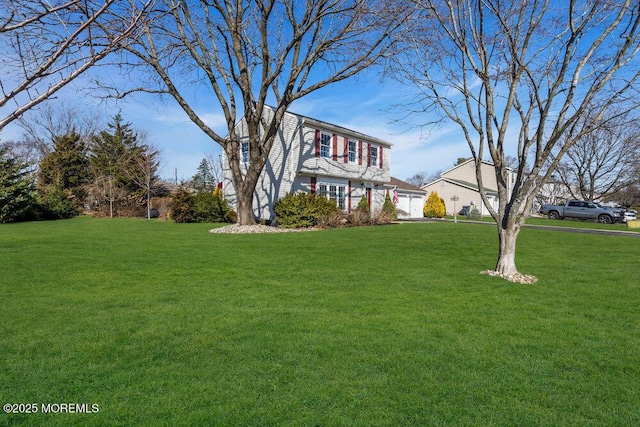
[90,113,140,187]
[0,147,37,222]
[356,195,371,223]
[89,114,145,217]
[38,130,90,202]
[424,191,446,218]
[191,158,216,192]
[379,192,398,222]
[170,185,196,223]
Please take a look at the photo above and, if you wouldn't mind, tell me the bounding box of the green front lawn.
[1,217,638,425]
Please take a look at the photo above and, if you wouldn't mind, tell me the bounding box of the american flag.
[393,187,399,204]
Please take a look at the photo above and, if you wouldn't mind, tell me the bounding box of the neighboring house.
[387,177,426,219]
[421,159,516,216]
[533,176,574,212]
[222,108,395,221]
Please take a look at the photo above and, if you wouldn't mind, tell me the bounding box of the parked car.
[623,211,637,223]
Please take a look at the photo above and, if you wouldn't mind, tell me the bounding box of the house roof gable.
[298,114,393,147]
[233,106,393,147]
[439,158,514,177]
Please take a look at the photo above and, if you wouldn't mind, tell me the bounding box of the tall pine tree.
[88,113,162,217]
[89,114,142,217]
[0,147,36,222]
[39,130,90,202]
[191,158,216,192]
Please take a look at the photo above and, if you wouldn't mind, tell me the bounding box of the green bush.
[170,186,196,223]
[274,192,340,228]
[467,206,482,220]
[424,191,446,218]
[376,193,397,223]
[37,186,79,220]
[171,187,232,224]
[357,195,371,218]
[226,209,238,223]
[192,188,231,223]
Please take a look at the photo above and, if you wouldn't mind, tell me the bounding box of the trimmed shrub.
[192,188,231,223]
[274,192,340,228]
[424,191,446,218]
[376,193,397,223]
[345,196,372,226]
[170,186,196,223]
[171,187,232,223]
[467,206,482,220]
[357,195,371,219]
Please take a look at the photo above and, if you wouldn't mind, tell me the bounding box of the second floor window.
[370,146,378,167]
[241,141,249,163]
[320,133,331,158]
[348,140,357,163]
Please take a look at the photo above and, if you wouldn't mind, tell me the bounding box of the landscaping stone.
[210,224,318,234]
[480,269,538,284]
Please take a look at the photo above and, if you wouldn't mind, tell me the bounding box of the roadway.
[402,218,640,238]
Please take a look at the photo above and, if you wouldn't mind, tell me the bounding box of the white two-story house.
[222,109,394,222]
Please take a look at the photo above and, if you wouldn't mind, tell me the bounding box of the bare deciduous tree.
[6,103,102,172]
[554,111,639,202]
[126,142,162,221]
[405,172,430,187]
[397,0,640,282]
[204,153,224,188]
[0,0,152,130]
[101,0,408,225]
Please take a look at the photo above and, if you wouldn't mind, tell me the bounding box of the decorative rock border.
[209,224,319,234]
[481,269,538,284]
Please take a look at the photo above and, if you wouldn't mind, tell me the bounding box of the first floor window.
[338,186,346,210]
[329,185,337,205]
[318,182,346,210]
[318,184,327,197]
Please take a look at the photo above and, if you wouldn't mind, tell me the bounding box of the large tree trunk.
[489,219,537,284]
[495,223,520,277]
[235,180,257,226]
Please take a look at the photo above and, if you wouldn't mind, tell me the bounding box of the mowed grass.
[1,217,638,426]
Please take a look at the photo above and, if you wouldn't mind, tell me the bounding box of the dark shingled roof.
[389,176,426,193]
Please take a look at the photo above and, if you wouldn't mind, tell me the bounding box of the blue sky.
[1,69,471,183]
